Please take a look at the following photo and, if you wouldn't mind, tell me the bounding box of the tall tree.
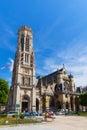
[0,78,9,105]
[79,92,87,106]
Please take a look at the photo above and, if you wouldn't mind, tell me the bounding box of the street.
[0,115,87,130]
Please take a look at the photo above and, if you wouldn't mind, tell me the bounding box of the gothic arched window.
[25,36,29,52]
[21,34,24,43]
[22,77,24,85]
[21,34,24,51]
[25,54,29,63]
[28,78,31,85]
[30,55,33,67]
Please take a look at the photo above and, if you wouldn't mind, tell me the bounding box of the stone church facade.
[7,26,79,113]
[36,67,79,113]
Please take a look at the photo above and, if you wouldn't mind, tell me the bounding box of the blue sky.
[0,0,87,87]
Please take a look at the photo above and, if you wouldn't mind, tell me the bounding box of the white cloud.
[5,28,15,37]
[36,38,87,87]
[36,68,47,76]
[8,58,14,72]
[1,39,16,52]
[43,59,59,72]
[4,24,16,38]
[0,22,16,52]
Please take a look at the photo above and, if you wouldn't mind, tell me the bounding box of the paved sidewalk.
[0,116,87,130]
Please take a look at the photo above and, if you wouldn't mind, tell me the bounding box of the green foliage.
[0,117,40,125]
[79,112,87,116]
[70,111,87,116]
[12,114,18,118]
[0,78,9,105]
[79,92,87,106]
[0,114,7,118]
[19,114,24,119]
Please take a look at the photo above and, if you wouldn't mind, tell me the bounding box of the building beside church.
[7,26,79,113]
[76,86,87,93]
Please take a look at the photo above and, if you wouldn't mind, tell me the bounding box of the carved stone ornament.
[24,90,27,94]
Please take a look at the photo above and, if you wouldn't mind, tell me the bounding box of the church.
[7,26,79,113]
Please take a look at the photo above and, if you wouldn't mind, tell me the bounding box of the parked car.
[7,111,18,116]
[56,109,65,115]
[56,111,64,115]
[65,109,69,115]
[56,109,69,115]
[48,110,54,115]
[41,112,46,116]
[24,112,31,117]
[33,111,38,116]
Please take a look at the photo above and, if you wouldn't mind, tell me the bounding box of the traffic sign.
[15,104,20,108]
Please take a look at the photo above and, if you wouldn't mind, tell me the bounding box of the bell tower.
[8,26,36,112]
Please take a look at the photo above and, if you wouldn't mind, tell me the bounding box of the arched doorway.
[66,102,69,109]
[57,101,62,109]
[36,98,39,112]
[22,95,30,112]
[42,96,46,111]
[49,96,55,110]
[75,97,79,112]
[70,96,74,111]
